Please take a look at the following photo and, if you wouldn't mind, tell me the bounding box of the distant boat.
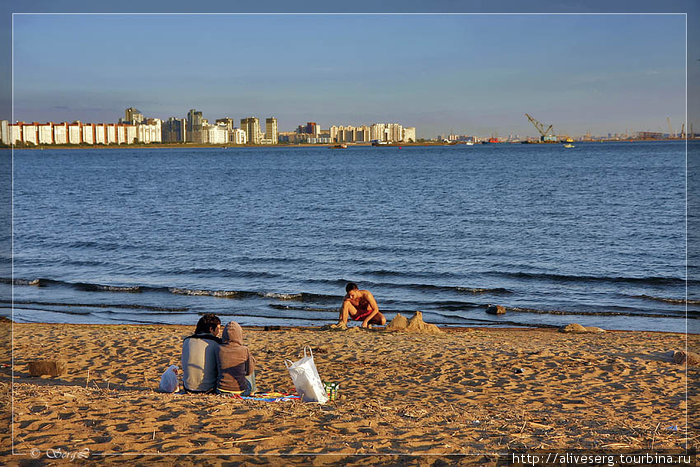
[563,143,575,148]
[465,141,474,146]
[329,144,348,149]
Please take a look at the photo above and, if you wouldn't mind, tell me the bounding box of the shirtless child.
[336,282,386,328]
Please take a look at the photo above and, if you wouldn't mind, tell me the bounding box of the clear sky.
[11,13,687,138]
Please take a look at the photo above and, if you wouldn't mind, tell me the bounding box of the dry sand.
[0,321,697,465]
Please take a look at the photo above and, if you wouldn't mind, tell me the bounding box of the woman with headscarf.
[216,321,257,396]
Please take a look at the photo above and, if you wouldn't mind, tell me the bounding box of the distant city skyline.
[11,13,687,139]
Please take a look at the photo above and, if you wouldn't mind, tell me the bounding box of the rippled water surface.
[5,142,696,331]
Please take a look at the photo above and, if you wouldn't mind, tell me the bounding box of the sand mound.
[28,359,67,377]
[560,323,587,333]
[385,312,442,334]
[559,324,605,334]
[672,350,700,365]
[386,313,409,331]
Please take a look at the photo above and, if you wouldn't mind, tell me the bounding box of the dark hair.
[345,282,358,293]
[194,313,221,335]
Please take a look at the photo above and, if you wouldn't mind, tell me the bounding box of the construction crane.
[525,114,557,142]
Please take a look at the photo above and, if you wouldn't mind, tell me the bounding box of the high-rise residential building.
[241,117,260,144]
[38,123,54,144]
[9,123,22,144]
[305,122,319,136]
[123,107,144,124]
[82,124,95,145]
[204,124,229,145]
[22,123,38,145]
[403,127,416,143]
[187,109,204,143]
[231,128,247,145]
[68,122,82,144]
[0,120,9,145]
[216,118,234,132]
[163,117,187,143]
[136,118,162,144]
[265,117,278,143]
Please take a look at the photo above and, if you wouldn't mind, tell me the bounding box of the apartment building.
[241,117,261,144]
[163,117,187,143]
[231,128,247,145]
[265,117,278,143]
[187,109,204,143]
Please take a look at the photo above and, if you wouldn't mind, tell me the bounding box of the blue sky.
[11,13,688,138]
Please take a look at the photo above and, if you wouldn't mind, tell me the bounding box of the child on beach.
[216,321,257,396]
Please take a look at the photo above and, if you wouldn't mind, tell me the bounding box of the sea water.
[3,141,697,332]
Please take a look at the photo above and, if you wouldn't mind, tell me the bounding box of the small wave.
[498,271,691,286]
[351,280,513,296]
[261,292,303,300]
[0,278,42,286]
[4,299,188,312]
[168,267,281,279]
[261,291,340,303]
[169,288,241,298]
[456,287,512,295]
[74,283,142,293]
[268,304,335,312]
[631,294,700,305]
[362,269,459,280]
[507,306,694,319]
[3,277,149,292]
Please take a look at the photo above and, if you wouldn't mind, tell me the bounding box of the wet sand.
[1,322,697,464]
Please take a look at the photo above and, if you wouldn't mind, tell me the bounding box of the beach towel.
[218,391,300,402]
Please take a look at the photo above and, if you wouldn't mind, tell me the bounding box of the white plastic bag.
[158,365,179,393]
[285,347,328,403]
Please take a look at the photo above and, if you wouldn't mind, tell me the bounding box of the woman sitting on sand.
[181,313,222,393]
[216,321,257,396]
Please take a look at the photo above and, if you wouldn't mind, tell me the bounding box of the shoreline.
[3,138,694,150]
[2,321,697,460]
[1,318,697,335]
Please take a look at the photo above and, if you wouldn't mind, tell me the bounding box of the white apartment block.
[231,128,247,145]
[117,125,126,144]
[106,124,117,144]
[0,120,8,145]
[403,127,416,142]
[68,124,82,144]
[10,125,22,144]
[125,125,137,144]
[203,124,229,145]
[53,123,68,144]
[95,124,106,144]
[23,124,38,145]
[38,123,54,144]
[136,119,162,144]
[82,124,95,145]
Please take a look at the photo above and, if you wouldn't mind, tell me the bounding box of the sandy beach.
[1,320,697,464]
